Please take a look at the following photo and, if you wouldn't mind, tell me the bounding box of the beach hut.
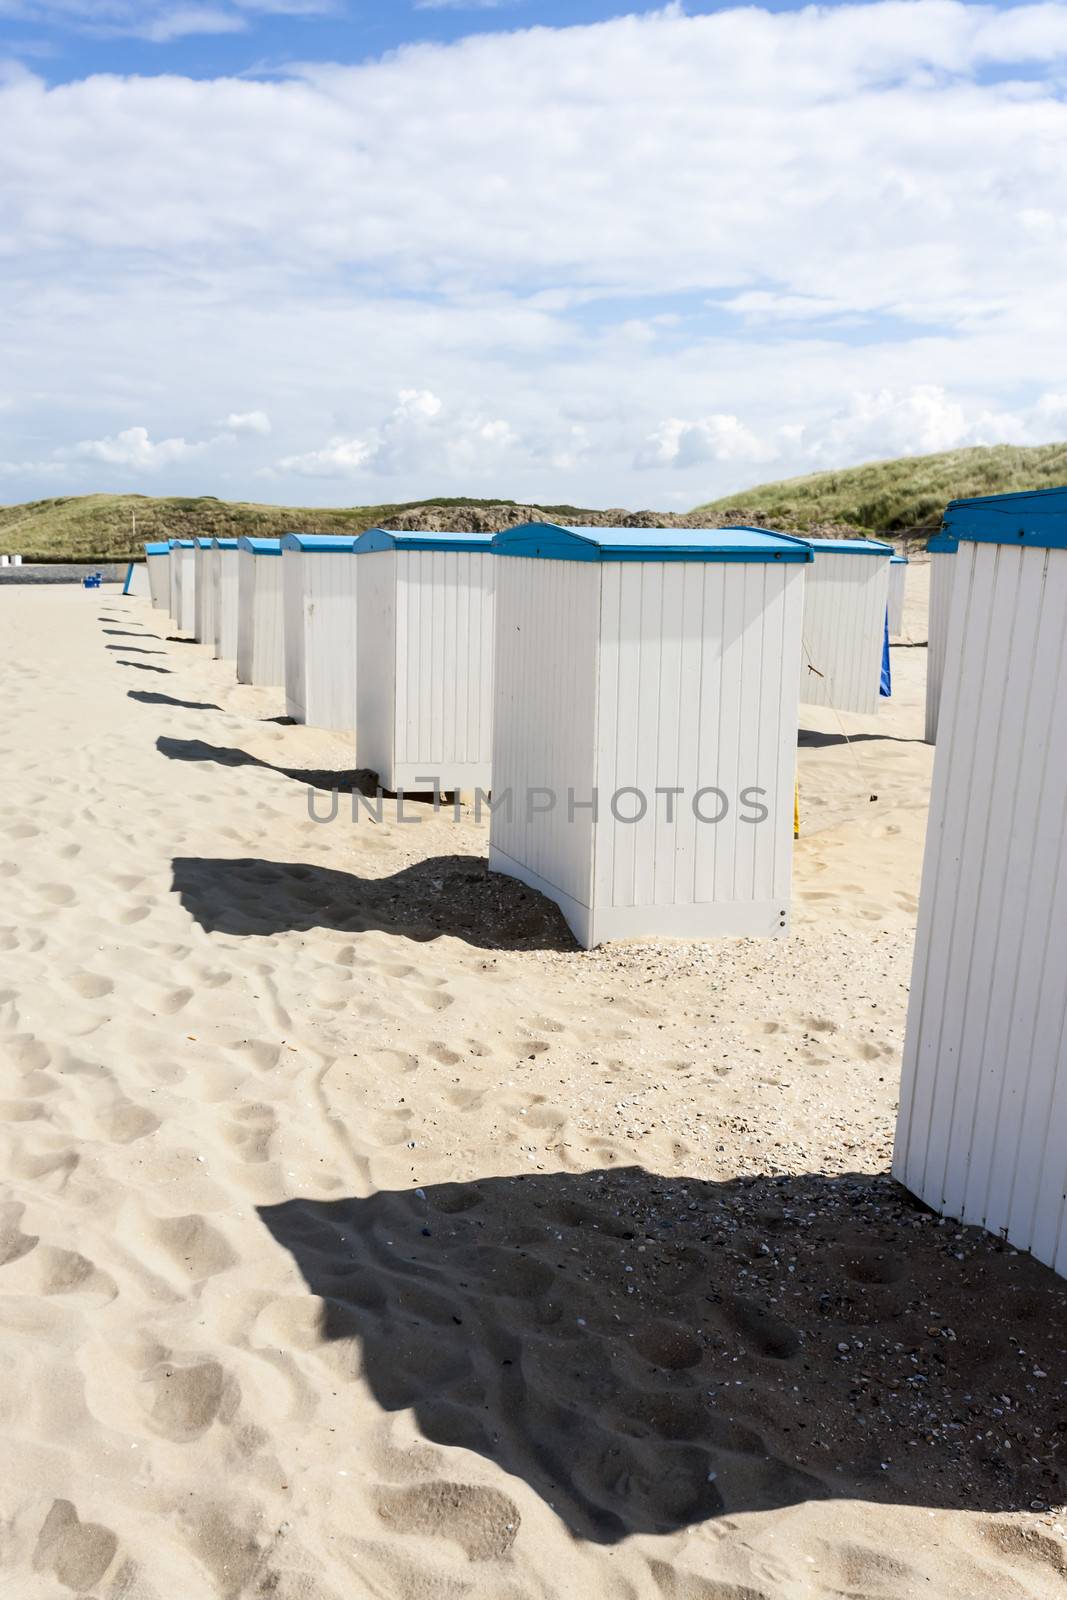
[488,523,812,949]
[281,535,360,730]
[887,553,908,636]
[193,537,217,645]
[122,561,151,598]
[145,542,170,610]
[236,537,284,687]
[212,538,240,662]
[924,531,958,743]
[895,485,1067,1276]
[354,528,494,790]
[169,540,197,633]
[800,537,892,714]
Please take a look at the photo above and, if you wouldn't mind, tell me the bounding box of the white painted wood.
[887,559,907,636]
[124,562,151,598]
[282,545,359,731]
[356,547,495,790]
[925,550,956,743]
[213,544,240,661]
[896,539,1067,1277]
[145,551,169,609]
[236,544,285,686]
[490,553,803,949]
[173,545,197,634]
[194,542,217,646]
[801,548,890,714]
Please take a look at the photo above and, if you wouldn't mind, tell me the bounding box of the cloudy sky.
[2,1,1067,510]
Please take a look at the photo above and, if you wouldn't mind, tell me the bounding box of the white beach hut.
[236,537,285,687]
[281,534,360,730]
[169,539,197,633]
[123,561,151,598]
[213,538,240,662]
[354,528,495,791]
[488,523,812,949]
[145,542,170,610]
[924,530,958,743]
[887,552,908,636]
[800,537,892,714]
[895,486,1067,1276]
[193,537,217,645]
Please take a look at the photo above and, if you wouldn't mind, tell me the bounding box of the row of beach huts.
[123,495,1067,1279]
[129,523,912,946]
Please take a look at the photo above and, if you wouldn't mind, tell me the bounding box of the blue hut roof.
[354,528,494,555]
[890,553,908,564]
[237,537,282,555]
[804,537,894,556]
[491,523,813,563]
[280,534,360,553]
[145,542,169,555]
[927,531,959,553]
[212,538,239,549]
[943,485,1067,550]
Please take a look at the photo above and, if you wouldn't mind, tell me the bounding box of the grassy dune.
[0,494,605,564]
[697,441,1067,536]
[5,441,1067,560]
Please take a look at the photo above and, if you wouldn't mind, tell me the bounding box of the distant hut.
[145,542,169,610]
[800,538,893,714]
[212,538,240,662]
[236,537,284,687]
[887,552,908,636]
[281,535,360,731]
[353,528,495,790]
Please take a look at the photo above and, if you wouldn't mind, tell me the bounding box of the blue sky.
[3,1,869,82]
[2,1,1067,508]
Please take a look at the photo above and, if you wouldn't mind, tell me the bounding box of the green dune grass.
[696,442,1067,536]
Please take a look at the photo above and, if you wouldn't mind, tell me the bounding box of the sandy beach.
[0,564,1064,1598]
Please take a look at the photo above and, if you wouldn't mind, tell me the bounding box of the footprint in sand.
[0,1202,38,1266]
[152,1214,238,1280]
[102,1102,161,1144]
[33,1500,118,1591]
[375,1482,521,1562]
[34,1246,118,1303]
[64,971,115,1000]
[143,1355,236,1441]
[230,1039,283,1074]
[224,1103,277,1164]
[39,882,76,905]
[118,901,152,925]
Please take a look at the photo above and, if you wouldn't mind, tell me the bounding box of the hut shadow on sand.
[258,1165,1066,1544]
[170,853,575,952]
[129,690,222,713]
[157,733,381,798]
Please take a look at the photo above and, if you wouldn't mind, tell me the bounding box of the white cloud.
[278,389,518,479]
[638,414,777,470]
[73,425,208,470]
[3,4,1067,507]
[223,409,272,435]
[279,435,374,478]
